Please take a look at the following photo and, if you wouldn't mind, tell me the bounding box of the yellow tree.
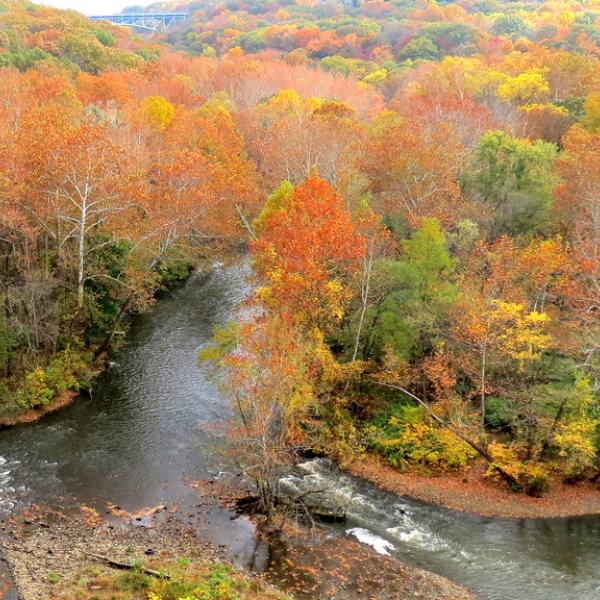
[452,296,552,432]
[497,69,551,107]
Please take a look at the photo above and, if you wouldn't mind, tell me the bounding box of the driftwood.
[84,552,170,579]
[234,488,347,523]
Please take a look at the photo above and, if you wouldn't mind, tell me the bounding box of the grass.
[52,558,291,600]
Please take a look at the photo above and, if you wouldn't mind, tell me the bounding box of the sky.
[35,0,153,16]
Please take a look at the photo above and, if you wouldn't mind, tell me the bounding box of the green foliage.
[16,347,93,409]
[314,398,363,463]
[354,219,456,361]
[420,22,478,56]
[0,310,20,373]
[485,396,513,429]
[92,29,116,47]
[553,97,585,121]
[492,14,528,38]
[462,130,557,236]
[0,46,49,70]
[253,180,294,232]
[136,46,162,61]
[59,30,108,73]
[157,252,194,286]
[154,563,242,600]
[235,29,267,53]
[321,55,373,78]
[87,559,291,600]
[47,572,61,585]
[84,237,132,345]
[398,36,439,62]
[116,565,151,592]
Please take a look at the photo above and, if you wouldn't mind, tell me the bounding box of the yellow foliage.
[324,278,345,320]
[363,68,388,84]
[491,300,551,367]
[485,442,549,493]
[555,418,596,476]
[497,69,550,105]
[582,91,600,131]
[266,89,302,115]
[376,420,477,471]
[304,96,322,112]
[485,441,522,481]
[142,95,176,130]
[519,103,568,115]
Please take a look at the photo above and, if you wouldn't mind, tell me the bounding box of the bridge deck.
[90,13,189,19]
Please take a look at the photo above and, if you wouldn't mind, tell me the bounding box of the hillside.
[0,0,162,72]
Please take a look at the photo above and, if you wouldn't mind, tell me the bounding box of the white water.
[347,527,396,555]
[280,458,600,600]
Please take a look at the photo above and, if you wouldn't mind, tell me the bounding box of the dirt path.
[348,454,600,519]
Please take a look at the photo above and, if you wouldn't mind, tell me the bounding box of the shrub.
[366,403,477,471]
[17,348,93,409]
[485,442,549,495]
[485,396,513,429]
[554,419,597,479]
[92,29,116,47]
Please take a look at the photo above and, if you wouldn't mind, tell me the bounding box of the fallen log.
[84,552,170,579]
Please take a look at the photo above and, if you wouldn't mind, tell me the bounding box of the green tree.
[398,36,439,62]
[462,131,557,237]
[59,31,108,73]
[492,14,528,38]
[356,219,456,361]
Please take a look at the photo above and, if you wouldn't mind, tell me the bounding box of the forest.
[0,0,599,507]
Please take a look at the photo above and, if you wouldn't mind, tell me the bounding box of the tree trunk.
[352,239,374,362]
[77,203,86,310]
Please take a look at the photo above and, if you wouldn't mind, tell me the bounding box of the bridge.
[89,12,189,32]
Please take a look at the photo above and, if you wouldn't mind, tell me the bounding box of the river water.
[0,263,598,599]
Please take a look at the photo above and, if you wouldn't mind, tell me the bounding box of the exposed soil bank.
[0,390,78,429]
[348,454,600,519]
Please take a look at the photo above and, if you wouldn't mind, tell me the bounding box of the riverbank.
[0,390,78,429]
[0,505,282,600]
[266,527,476,600]
[347,453,600,519]
[0,261,205,432]
[0,504,476,600]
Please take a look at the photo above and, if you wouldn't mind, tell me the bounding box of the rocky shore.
[0,502,476,600]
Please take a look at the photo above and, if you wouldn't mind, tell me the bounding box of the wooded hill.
[0,0,599,494]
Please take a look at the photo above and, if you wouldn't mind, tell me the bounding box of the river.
[0,263,598,599]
